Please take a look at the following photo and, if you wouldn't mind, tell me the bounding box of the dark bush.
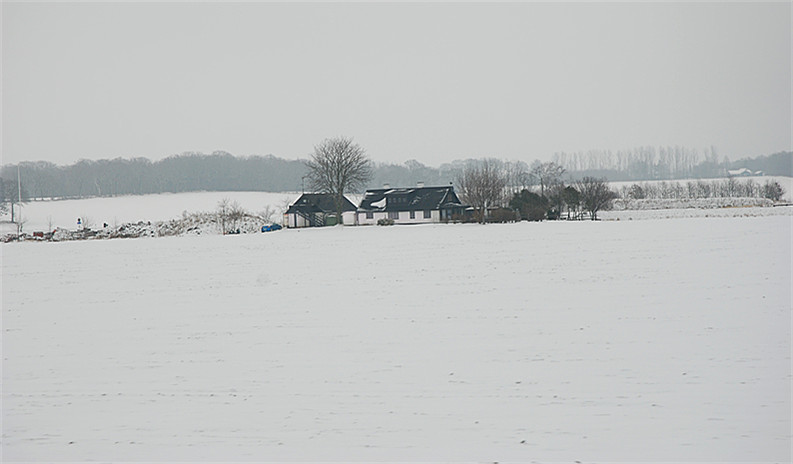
[486,208,517,223]
[509,189,549,221]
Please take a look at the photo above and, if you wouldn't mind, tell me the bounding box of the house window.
[366,211,374,219]
[388,211,399,220]
[410,211,415,219]
[424,210,432,218]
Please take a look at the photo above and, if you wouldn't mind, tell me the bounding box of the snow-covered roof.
[358,185,466,212]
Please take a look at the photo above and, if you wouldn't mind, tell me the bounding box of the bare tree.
[305,137,373,225]
[456,159,507,223]
[576,176,617,220]
[762,180,785,201]
[561,185,581,220]
[217,198,230,234]
[16,217,27,237]
[228,201,245,232]
[0,177,24,223]
[258,205,277,224]
[216,199,249,234]
[530,161,566,197]
[504,160,531,194]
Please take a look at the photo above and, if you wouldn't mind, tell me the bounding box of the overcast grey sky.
[2,1,790,167]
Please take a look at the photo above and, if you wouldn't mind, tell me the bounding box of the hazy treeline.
[554,147,792,181]
[1,152,307,200]
[1,149,790,201]
[617,178,786,202]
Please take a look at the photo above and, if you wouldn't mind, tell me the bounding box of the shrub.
[487,208,517,223]
[377,218,394,226]
[762,181,785,201]
[509,189,549,221]
[627,184,646,199]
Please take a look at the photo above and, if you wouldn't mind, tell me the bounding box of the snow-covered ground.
[2,216,790,462]
[600,204,792,221]
[2,191,300,233]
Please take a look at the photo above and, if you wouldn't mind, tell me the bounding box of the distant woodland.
[1,149,790,201]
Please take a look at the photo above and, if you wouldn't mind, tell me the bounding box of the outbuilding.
[284,193,357,228]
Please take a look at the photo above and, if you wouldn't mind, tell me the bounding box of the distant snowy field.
[3,191,301,233]
[2,216,790,462]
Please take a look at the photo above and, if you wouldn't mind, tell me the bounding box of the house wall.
[356,210,441,225]
[286,211,356,227]
[286,213,310,228]
[341,211,357,225]
[356,211,387,225]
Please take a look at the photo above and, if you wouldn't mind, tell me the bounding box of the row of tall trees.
[618,178,786,202]
[2,148,789,202]
[553,147,792,181]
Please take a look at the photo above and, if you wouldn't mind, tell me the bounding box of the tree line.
[1,147,789,203]
[0,152,308,200]
[617,178,786,202]
[454,160,617,221]
[553,147,792,181]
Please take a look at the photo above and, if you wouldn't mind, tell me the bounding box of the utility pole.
[16,165,22,236]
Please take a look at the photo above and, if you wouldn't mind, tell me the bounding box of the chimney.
[417,181,425,188]
[383,183,390,189]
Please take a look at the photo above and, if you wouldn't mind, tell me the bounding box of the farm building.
[727,168,764,177]
[356,184,468,225]
[284,193,357,228]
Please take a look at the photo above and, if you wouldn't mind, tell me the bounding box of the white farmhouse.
[356,185,468,225]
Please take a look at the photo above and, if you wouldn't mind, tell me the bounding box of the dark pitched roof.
[358,186,465,212]
[286,193,357,214]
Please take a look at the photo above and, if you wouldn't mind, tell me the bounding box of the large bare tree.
[456,159,507,223]
[305,137,373,225]
[576,176,617,220]
[530,161,566,197]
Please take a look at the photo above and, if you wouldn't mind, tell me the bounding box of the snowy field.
[2,191,301,233]
[2,215,790,462]
[600,204,792,221]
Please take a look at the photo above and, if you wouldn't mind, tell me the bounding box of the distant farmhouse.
[356,184,467,225]
[727,168,764,177]
[285,184,468,228]
[284,193,357,228]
